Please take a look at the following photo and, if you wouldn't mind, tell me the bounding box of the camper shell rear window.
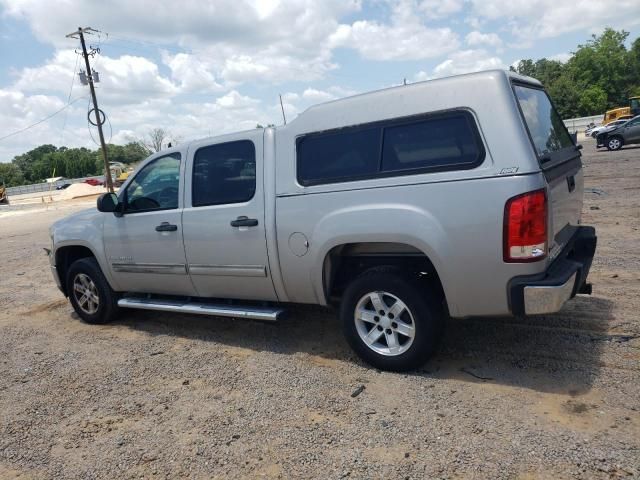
[512,83,576,167]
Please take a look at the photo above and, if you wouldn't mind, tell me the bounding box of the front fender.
[50,209,117,290]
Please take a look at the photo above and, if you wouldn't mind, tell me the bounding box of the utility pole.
[66,27,114,192]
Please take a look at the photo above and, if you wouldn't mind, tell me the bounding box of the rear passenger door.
[182,130,278,301]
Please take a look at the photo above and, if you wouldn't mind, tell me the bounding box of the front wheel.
[66,257,119,324]
[340,269,444,371]
[607,136,623,151]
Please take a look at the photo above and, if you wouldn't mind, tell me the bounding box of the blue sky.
[1,0,639,161]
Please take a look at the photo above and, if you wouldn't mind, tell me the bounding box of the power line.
[0,96,87,143]
[59,51,81,146]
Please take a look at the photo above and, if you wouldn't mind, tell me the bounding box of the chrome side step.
[117,297,283,322]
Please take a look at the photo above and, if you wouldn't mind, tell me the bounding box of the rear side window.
[296,110,484,186]
[192,140,256,207]
[513,85,574,160]
[382,115,482,172]
[296,127,380,185]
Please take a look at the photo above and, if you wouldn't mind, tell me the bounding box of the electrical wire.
[58,51,81,147]
[86,97,112,146]
[0,96,87,143]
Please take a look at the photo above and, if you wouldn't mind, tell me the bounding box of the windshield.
[513,85,574,159]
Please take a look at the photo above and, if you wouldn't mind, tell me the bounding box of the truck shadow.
[114,295,614,395]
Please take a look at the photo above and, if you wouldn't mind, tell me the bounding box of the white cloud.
[413,71,431,82]
[548,52,571,63]
[13,49,178,107]
[329,1,460,61]
[469,0,640,39]
[465,31,502,48]
[433,49,505,78]
[0,0,361,86]
[215,90,260,109]
[161,52,223,93]
[418,0,464,19]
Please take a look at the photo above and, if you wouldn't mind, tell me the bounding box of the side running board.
[117,297,284,322]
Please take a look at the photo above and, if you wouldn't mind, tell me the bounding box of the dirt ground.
[1,138,639,479]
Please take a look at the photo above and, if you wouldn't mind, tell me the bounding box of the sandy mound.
[59,183,109,200]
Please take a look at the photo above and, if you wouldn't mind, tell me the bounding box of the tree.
[579,85,608,116]
[136,128,178,153]
[0,163,25,187]
[12,144,57,182]
[568,28,630,109]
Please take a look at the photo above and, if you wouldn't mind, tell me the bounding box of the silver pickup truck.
[49,70,596,371]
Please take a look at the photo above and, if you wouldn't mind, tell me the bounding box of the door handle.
[155,222,178,232]
[230,216,258,227]
[567,175,576,193]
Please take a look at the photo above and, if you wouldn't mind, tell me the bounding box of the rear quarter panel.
[276,173,546,317]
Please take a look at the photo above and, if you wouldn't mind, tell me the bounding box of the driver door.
[103,151,197,296]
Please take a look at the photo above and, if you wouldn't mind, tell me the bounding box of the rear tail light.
[503,189,547,262]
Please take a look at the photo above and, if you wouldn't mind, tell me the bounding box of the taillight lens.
[503,189,547,262]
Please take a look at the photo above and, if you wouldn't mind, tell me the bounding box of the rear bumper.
[508,226,597,315]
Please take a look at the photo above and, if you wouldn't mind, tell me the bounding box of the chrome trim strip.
[117,298,282,321]
[524,272,577,315]
[111,263,187,275]
[188,264,267,277]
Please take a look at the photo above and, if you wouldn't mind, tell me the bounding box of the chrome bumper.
[508,226,596,316]
[523,272,577,315]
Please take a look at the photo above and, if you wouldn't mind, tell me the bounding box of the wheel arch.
[320,241,448,312]
[54,243,111,296]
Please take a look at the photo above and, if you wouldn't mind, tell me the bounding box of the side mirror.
[97,192,119,213]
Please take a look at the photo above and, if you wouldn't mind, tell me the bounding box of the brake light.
[503,189,547,262]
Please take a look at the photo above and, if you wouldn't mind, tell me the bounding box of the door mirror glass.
[97,192,119,212]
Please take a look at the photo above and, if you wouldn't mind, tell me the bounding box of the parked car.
[48,70,596,371]
[597,115,640,151]
[56,183,72,190]
[589,118,629,138]
[84,178,103,186]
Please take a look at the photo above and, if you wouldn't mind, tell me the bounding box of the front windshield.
[513,85,574,159]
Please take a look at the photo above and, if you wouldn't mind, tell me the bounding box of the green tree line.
[511,28,640,118]
[0,142,150,188]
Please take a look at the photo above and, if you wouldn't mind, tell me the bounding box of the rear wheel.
[340,268,444,371]
[607,136,623,151]
[67,257,119,324]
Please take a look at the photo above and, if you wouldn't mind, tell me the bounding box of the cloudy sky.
[1,0,639,161]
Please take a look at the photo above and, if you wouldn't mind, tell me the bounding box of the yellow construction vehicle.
[602,96,640,124]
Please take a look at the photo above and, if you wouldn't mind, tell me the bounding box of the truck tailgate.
[545,156,584,254]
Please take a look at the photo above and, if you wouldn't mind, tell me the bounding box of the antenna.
[279,94,287,125]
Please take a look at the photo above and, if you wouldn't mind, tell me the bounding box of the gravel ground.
[0,139,639,479]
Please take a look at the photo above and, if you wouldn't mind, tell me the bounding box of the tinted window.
[192,140,256,207]
[382,115,481,172]
[125,153,180,212]
[296,111,484,186]
[514,85,573,158]
[296,127,380,185]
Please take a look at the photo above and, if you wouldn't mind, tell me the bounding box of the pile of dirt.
[59,183,108,200]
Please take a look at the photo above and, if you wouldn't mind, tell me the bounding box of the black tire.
[607,136,623,151]
[66,257,119,324]
[340,268,444,371]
